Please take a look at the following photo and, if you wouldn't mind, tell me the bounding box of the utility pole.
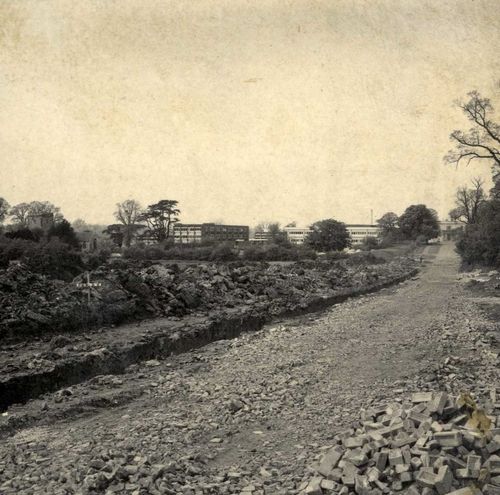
[370,209,373,225]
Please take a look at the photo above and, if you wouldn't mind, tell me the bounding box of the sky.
[1,0,500,227]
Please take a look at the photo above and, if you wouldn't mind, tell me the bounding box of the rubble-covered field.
[0,255,416,342]
[0,244,498,495]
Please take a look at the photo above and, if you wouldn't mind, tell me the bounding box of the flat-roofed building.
[437,220,464,242]
[174,223,249,244]
[346,224,381,245]
[284,226,312,244]
[250,230,272,243]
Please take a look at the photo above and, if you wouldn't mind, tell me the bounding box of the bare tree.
[114,199,142,247]
[448,177,486,224]
[28,201,62,221]
[9,202,31,226]
[445,92,500,182]
[72,218,88,232]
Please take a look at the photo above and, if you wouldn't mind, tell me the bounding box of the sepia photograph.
[0,1,499,494]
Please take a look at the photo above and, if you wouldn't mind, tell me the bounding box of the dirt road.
[0,244,498,494]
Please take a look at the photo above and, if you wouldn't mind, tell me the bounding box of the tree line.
[444,91,500,267]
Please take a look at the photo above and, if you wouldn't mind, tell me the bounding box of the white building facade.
[284,227,313,244]
[345,224,381,245]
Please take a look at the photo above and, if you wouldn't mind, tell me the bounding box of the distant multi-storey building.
[77,230,99,252]
[284,226,312,244]
[173,223,249,244]
[26,213,54,232]
[345,224,381,245]
[251,230,272,243]
[437,220,464,242]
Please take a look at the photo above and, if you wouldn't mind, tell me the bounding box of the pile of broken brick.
[0,257,416,341]
[301,391,500,495]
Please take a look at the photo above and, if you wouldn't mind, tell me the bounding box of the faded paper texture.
[1,0,499,226]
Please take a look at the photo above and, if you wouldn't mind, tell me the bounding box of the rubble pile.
[0,264,85,336]
[0,257,416,341]
[302,391,500,495]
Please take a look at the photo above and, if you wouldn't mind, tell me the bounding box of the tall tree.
[376,212,399,234]
[9,202,31,226]
[72,219,88,232]
[448,178,486,224]
[399,205,440,241]
[103,224,125,247]
[10,201,63,225]
[138,200,180,242]
[268,222,287,243]
[114,199,142,247]
[48,219,79,248]
[455,198,500,267]
[0,197,10,225]
[28,201,63,222]
[445,91,500,185]
[307,219,351,251]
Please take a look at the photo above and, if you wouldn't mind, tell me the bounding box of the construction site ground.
[0,243,498,494]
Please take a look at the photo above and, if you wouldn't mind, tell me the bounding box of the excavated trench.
[0,268,418,411]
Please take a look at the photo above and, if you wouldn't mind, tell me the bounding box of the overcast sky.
[1,0,500,227]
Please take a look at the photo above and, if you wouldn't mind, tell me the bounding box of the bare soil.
[0,243,498,495]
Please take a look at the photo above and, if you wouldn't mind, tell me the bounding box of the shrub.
[416,235,428,246]
[4,228,41,242]
[145,246,167,260]
[455,199,500,267]
[23,240,84,280]
[360,236,379,251]
[122,241,317,262]
[0,236,84,280]
[122,246,147,260]
[209,244,237,261]
[0,237,36,267]
[324,251,348,261]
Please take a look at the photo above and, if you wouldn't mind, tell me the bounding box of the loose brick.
[484,485,500,495]
[354,474,370,495]
[434,431,462,447]
[415,470,438,489]
[318,446,345,477]
[429,392,448,415]
[344,436,366,449]
[320,479,336,492]
[399,471,414,484]
[412,392,433,404]
[395,464,411,474]
[434,466,453,495]
[374,452,388,472]
[446,454,467,470]
[409,411,431,425]
[446,488,480,495]
[327,468,343,482]
[466,455,482,472]
[486,436,500,455]
[304,477,323,495]
[488,455,500,475]
[389,449,404,466]
[374,480,391,494]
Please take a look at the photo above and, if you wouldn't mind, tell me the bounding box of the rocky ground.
[0,255,415,342]
[0,244,498,495]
